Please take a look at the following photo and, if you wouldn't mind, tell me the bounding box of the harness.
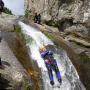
[41,50,56,64]
[44,54,56,65]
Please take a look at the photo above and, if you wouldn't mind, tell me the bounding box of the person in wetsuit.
[37,14,41,24]
[34,13,38,23]
[39,45,62,85]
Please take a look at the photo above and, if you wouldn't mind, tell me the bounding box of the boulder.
[0,13,19,31]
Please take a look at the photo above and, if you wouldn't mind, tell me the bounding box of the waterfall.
[19,21,86,90]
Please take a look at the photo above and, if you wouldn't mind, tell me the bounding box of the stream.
[19,22,86,90]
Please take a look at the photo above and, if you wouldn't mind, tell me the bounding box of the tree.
[4,7,12,15]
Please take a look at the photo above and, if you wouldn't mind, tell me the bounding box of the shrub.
[4,7,12,15]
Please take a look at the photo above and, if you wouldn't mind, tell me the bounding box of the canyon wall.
[26,0,90,22]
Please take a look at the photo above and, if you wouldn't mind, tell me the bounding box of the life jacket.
[44,59,55,64]
[41,50,55,64]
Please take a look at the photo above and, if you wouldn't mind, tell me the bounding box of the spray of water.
[19,22,53,46]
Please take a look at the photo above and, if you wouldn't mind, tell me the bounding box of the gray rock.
[25,0,90,23]
[0,13,19,31]
[65,24,88,36]
[0,40,30,90]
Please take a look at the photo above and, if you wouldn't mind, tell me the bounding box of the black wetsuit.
[34,13,38,23]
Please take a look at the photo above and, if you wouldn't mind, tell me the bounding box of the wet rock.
[0,40,31,90]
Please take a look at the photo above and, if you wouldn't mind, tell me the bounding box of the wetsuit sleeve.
[40,51,53,59]
[41,51,49,58]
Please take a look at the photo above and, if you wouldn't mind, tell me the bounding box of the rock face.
[0,13,19,31]
[25,1,90,89]
[25,0,90,36]
[26,0,90,22]
[65,24,88,35]
[0,39,30,90]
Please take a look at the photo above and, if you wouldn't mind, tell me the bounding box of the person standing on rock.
[0,57,2,68]
[37,14,41,24]
[0,37,1,42]
[0,0,4,14]
[34,13,41,24]
[34,13,38,23]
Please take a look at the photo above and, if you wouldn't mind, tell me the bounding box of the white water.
[19,21,86,90]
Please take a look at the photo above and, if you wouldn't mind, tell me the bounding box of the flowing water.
[19,22,86,90]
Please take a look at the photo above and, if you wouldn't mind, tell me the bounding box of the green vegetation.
[25,9,30,18]
[79,52,90,63]
[25,35,33,44]
[15,25,33,45]
[14,26,26,44]
[4,7,12,15]
[25,9,34,20]
[43,32,55,41]
[15,26,21,33]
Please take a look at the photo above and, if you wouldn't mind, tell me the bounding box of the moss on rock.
[43,32,55,41]
[15,25,21,33]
